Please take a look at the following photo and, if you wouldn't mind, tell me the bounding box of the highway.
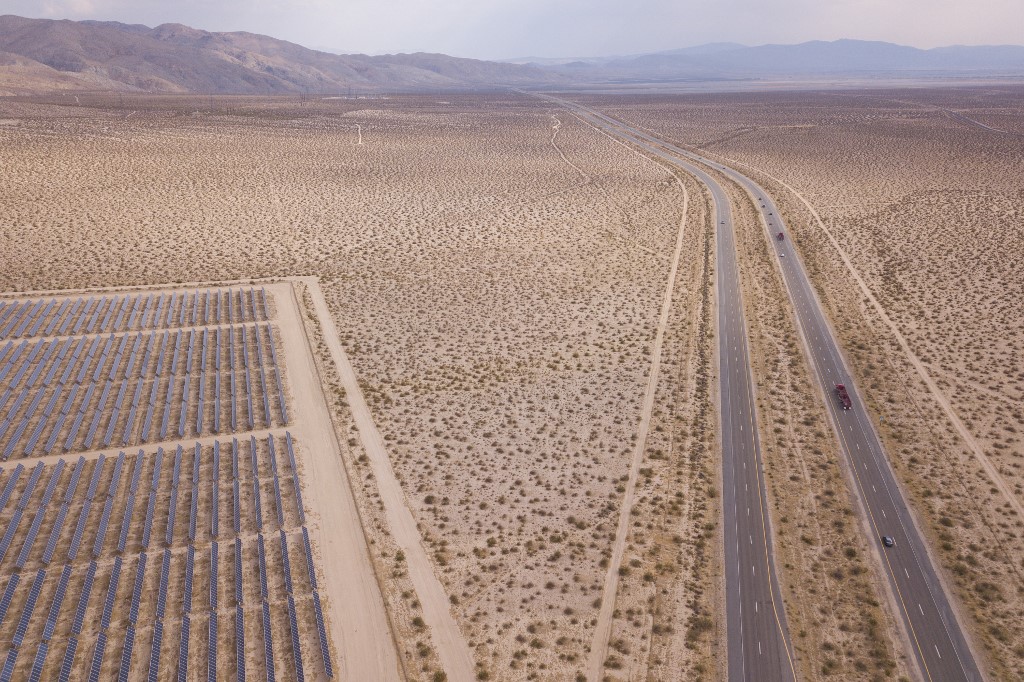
[548,96,797,682]
[552,97,984,682]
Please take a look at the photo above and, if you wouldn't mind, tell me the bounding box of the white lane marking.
[936,645,942,659]
[905,568,910,579]
[919,603,925,615]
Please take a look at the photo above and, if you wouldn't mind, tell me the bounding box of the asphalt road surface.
[552,97,984,682]
[549,96,797,682]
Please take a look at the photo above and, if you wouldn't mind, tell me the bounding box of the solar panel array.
[1,292,285,461]
[0,289,337,681]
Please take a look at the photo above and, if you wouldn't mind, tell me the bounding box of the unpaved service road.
[274,280,402,681]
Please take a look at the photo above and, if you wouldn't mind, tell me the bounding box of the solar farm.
[0,286,337,681]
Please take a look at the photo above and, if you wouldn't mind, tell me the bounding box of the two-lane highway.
[547,96,797,682]
[555,99,984,682]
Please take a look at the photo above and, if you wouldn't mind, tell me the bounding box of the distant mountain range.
[1,15,1023,95]
[0,15,563,95]
[546,40,1024,82]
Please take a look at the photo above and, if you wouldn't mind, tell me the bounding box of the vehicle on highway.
[834,383,852,410]
[882,536,895,547]
[776,232,784,241]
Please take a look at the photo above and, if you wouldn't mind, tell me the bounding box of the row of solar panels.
[0,287,270,341]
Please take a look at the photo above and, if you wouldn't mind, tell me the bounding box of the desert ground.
[1,88,1021,680]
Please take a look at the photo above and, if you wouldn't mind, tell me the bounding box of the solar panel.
[47,299,72,336]
[157,548,170,619]
[126,552,146,621]
[253,479,264,530]
[147,619,164,682]
[16,460,64,566]
[112,296,129,332]
[197,374,205,435]
[83,380,114,449]
[121,379,145,445]
[68,496,92,562]
[102,378,129,445]
[28,640,49,682]
[101,555,124,630]
[90,455,122,558]
[142,491,157,549]
[280,530,293,594]
[230,370,238,431]
[302,527,317,590]
[244,367,254,430]
[189,487,198,543]
[117,625,136,682]
[117,453,145,553]
[154,330,169,375]
[178,373,191,437]
[159,378,174,440]
[186,329,196,374]
[312,591,334,678]
[140,294,154,329]
[212,442,220,538]
[19,461,45,509]
[0,463,43,564]
[65,456,86,503]
[183,545,195,613]
[235,605,246,682]
[286,594,305,682]
[41,503,68,564]
[233,479,241,535]
[207,613,218,682]
[0,508,25,565]
[70,561,97,635]
[262,599,276,682]
[26,341,58,387]
[43,565,73,640]
[171,330,182,375]
[58,636,78,682]
[153,295,166,330]
[257,533,268,600]
[210,542,219,611]
[167,293,177,328]
[191,290,199,326]
[0,575,21,628]
[85,454,105,501]
[87,630,108,682]
[226,539,240,609]
[140,382,159,442]
[0,464,24,514]
[63,299,85,335]
[179,292,188,327]
[177,615,191,682]
[272,477,285,529]
[0,650,18,682]
[26,299,53,337]
[11,569,46,648]
[98,296,117,332]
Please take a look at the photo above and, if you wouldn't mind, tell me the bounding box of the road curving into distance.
[549,95,984,682]
[545,95,797,682]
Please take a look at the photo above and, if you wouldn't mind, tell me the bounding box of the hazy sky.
[6,0,1023,59]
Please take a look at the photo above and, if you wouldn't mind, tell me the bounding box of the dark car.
[882,536,895,548]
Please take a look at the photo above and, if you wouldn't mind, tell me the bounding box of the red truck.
[835,384,852,410]
[776,232,784,241]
